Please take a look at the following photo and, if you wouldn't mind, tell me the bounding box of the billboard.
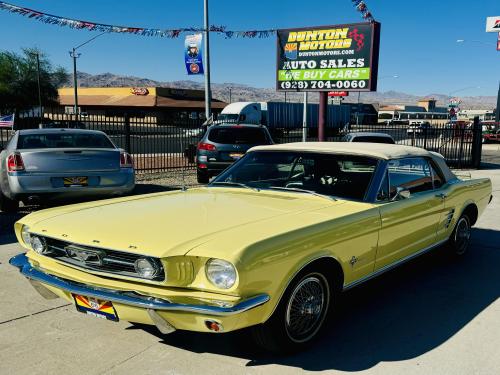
[486,16,500,32]
[276,22,380,92]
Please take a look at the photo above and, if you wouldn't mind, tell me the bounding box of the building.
[378,98,449,125]
[457,109,496,122]
[55,87,227,124]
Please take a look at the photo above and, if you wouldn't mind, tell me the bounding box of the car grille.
[41,237,165,281]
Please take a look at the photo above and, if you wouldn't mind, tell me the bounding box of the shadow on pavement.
[137,227,500,372]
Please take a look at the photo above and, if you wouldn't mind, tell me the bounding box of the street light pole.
[69,32,107,121]
[69,48,80,120]
[204,0,212,121]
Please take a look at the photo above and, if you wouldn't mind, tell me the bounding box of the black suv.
[196,124,273,183]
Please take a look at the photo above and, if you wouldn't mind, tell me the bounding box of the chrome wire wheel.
[285,274,329,343]
[454,216,471,255]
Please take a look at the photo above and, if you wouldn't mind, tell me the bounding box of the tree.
[0,48,69,112]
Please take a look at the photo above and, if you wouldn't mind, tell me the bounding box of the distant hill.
[65,72,497,110]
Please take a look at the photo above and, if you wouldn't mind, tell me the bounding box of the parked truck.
[216,101,351,130]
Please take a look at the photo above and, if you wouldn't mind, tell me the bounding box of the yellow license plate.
[63,177,88,187]
[229,153,243,159]
[73,294,119,322]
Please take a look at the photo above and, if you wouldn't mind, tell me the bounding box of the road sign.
[486,16,500,32]
[328,91,349,97]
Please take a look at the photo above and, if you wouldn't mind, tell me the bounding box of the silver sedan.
[0,129,135,212]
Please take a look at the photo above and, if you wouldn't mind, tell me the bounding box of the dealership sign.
[486,16,500,32]
[276,22,381,92]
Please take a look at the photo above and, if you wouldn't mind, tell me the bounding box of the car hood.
[22,188,341,258]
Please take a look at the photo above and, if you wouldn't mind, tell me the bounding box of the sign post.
[276,22,381,141]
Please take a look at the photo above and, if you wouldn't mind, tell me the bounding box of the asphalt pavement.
[0,163,499,375]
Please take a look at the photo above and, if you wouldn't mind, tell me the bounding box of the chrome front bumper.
[9,253,269,317]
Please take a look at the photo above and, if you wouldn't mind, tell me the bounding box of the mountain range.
[66,72,498,110]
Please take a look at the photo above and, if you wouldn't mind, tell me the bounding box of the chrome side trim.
[9,253,269,317]
[343,239,448,291]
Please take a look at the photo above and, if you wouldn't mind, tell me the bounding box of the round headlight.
[205,259,237,289]
[21,225,31,246]
[134,258,159,279]
[30,236,47,255]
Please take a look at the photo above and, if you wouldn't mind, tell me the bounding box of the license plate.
[73,294,119,322]
[63,177,88,187]
[229,153,243,159]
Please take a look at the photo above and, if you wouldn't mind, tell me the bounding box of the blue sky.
[0,0,498,96]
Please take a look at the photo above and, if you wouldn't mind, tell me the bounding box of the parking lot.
[1,162,500,375]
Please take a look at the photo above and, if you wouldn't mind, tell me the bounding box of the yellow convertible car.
[10,143,492,352]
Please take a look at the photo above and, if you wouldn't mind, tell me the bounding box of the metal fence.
[276,123,482,168]
[0,109,482,171]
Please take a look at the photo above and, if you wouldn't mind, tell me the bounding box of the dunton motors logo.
[495,19,500,29]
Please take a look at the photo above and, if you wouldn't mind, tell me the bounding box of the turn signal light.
[7,153,25,172]
[197,142,217,151]
[205,320,223,332]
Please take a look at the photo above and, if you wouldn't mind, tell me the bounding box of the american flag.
[0,114,14,128]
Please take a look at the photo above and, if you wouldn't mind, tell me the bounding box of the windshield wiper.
[268,186,336,201]
[210,181,260,192]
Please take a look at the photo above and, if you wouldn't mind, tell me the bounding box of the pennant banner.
[0,1,375,38]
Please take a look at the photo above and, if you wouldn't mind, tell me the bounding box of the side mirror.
[392,187,411,201]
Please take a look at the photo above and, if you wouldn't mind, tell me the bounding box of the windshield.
[217,114,239,122]
[212,151,378,200]
[18,133,115,149]
[208,127,269,144]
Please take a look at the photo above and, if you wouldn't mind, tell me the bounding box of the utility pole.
[69,32,107,122]
[69,48,81,120]
[318,92,327,141]
[204,0,212,121]
[34,52,43,123]
[229,87,232,103]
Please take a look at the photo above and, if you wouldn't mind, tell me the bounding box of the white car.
[342,132,395,144]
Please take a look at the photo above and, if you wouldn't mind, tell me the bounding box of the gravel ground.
[135,168,200,189]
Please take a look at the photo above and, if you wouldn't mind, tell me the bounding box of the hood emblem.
[65,245,105,266]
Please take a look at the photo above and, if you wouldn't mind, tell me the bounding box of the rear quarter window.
[208,127,270,145]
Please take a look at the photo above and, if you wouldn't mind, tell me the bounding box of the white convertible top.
[249,142,457,182]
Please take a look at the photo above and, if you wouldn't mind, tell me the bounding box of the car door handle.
[435,193,447,200]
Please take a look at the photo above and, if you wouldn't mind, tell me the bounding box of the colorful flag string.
[0,1,375,38]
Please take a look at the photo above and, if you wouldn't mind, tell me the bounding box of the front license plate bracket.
[73,294,119,322]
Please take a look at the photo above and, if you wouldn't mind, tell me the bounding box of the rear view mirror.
[392,187,411,201]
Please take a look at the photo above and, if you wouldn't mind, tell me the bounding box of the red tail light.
[120,152,134,168]
[197,142,217,151]
[7,153,25,172]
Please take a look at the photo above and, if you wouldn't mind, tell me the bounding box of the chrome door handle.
[436,193,447,200]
